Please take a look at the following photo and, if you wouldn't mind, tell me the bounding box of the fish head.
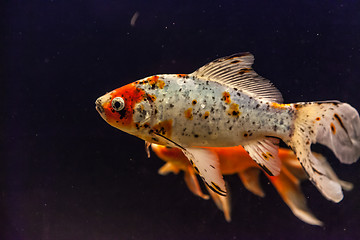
[95,82,155,137]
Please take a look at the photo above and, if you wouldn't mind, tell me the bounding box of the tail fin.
[287,102,360,202]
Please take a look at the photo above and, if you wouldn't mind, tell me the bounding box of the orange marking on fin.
[238,68,252,74]
[262,152,269,160]
[224,56,241,60]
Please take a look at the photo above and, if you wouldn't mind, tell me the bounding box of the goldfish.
[151,144,353,225]
[95,52,360,202]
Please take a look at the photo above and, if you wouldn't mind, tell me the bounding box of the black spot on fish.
[117,108,127,119]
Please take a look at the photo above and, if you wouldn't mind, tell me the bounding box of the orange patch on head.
[184,108,193,120]
[147,75,159,83]
[227,103,241,117]
[316,117,321,121]
[330,122,336,134]
[222,92,231,104]
[157,80,165,89]
[104,83,147,127]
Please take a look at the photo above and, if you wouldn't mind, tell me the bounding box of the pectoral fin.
[243,137,281,176]
[152,132,227,196]
[182,147,227,196]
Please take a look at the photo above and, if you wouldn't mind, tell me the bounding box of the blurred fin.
[145,141,151,158]
[205,182,232,222]
[269,168,323,226]
[184,166,209,200]
[158,162,180,175]
[238,168,265,197]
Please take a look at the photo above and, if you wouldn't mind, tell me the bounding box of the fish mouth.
[95,98,104,114]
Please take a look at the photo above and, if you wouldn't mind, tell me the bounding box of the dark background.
[2,1,360,239]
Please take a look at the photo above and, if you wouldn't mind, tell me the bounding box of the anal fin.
[243,137,281,176]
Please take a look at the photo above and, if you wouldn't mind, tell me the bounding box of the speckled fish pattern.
[132,74,294,147]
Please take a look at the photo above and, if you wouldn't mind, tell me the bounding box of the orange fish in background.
[150,144,353,226]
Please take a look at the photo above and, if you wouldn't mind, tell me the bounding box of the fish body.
[96,53,360,202]
[96,63,293,148]
[102,74,293,147]
[152,144,352,225]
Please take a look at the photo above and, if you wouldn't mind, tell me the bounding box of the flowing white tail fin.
[287,102,360,202]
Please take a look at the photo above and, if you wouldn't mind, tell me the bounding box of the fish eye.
[111,97,125,111]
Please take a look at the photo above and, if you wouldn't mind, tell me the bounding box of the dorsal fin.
[190,52,283,103]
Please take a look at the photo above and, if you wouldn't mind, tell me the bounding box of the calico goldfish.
[151,144,353,225]
[95,52,360,202]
